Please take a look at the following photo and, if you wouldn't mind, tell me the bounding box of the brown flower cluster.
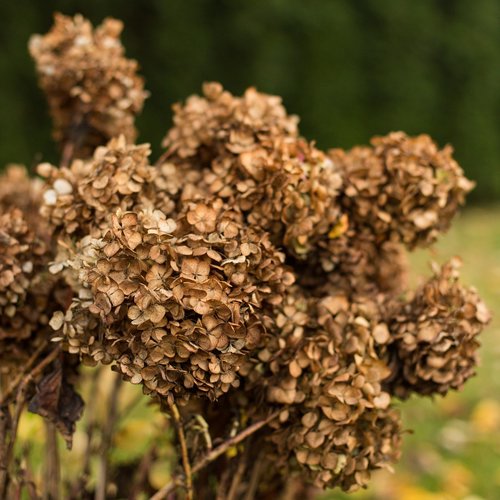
[162,83,344,258]
[330,132,474,249]
[52,196,293,404]
[387,259,490,398]
[29,14,147,158]
[0,167,69,371]
[302,230,409,296]
[234,287,400,491]
[38,136,164,237]
[10,14,488,495]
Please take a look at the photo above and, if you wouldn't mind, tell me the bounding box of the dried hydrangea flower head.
[237,286,401,491]
[162,83,344,258]
[331,132,474,248]
[387,258,491,398]
[54,200,294,404]
[38,136,160,237]
[272,407,402,492]
[0,165,44,220]
[163,82,299,161]
[300,230,408,296]
[0,167,70,371]
[29,14,147,158]
[276,294,397,492]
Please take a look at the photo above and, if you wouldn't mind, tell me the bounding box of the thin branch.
[0,346,61,497]
[82,368,100,482]
[193,415,212,451]
[150,410,280,500]
[43,422,60,500]
[242,450,263,500]
[67,367,100,499]
[60,115,86,168]
[128,444,158,500]
[95,372,121,500]
[166,399,193,500]
[60,141,75,169]
[0,341,49,407]
[154,147,174,167]
[0,408,9,499]
[226,444,249,500]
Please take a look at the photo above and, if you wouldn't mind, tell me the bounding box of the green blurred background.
[1,0,500,202]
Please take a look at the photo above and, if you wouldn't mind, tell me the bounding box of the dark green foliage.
[1,0,499,200]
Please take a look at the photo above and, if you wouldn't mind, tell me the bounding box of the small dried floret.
[387,258,490,398]
[331,132,474,248]
[30,13,147,157]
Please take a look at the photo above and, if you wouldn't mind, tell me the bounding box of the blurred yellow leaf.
[17,412,44,443]
[226,445,239,458]
[470,398,500,434]
[148,460,172,490]
[443,461,472,498]
[398,485,451,500]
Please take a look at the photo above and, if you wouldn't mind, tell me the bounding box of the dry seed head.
[331,132,474,248]
[39,137,162,237]
[30,13,147,158]
[0,168,70,371]
[387,258,490,398]
[53,201,294,403]
[161,83,344,258]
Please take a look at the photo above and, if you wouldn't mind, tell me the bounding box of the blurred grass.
[325,206,500,500]
[16,206,500,499]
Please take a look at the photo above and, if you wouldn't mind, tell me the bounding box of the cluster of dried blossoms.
[0,166,70,372]
[0,13,491,498]
[29,14,147,158]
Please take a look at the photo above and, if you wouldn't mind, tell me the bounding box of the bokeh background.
[2,1,500,499]
[2,0,500,201]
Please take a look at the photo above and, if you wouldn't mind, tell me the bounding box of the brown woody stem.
[95,371,121,500]
[167,399,193,500]
[44,421,60,500]
[0,340,49,407]
[0,345,61,497]
[150,410,280,500]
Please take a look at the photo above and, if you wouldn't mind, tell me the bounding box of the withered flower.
[38,136,161,237]
[29,13,147,157]
[387,258,490,398]
[19,16,488,494]
[161,83,345,258]
[237,285,400,491]
[53,201,294,404]
[274,407,402,492]
[0,168,69,371]
[300,229,409,296]
[331,132,474,248]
